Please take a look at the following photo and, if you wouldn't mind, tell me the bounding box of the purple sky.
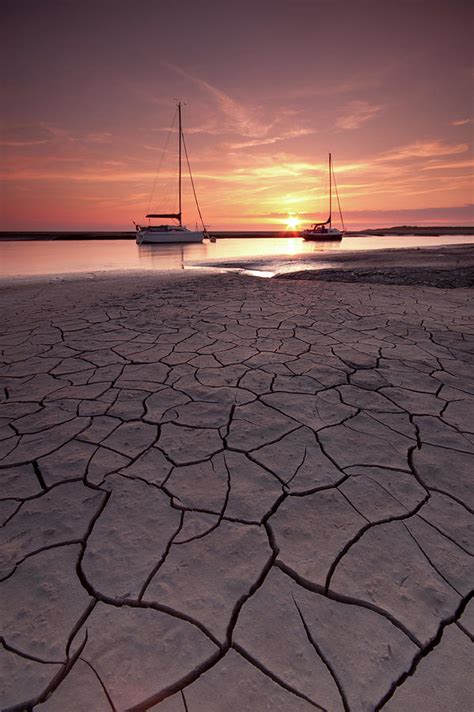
[1,0,473,230]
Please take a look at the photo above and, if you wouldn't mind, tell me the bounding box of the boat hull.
[302,229,343,241]
[136,230,204,244]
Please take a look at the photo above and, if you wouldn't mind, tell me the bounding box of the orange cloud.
[228,128,314,150]
[162,62,274,139]
[381,140,468,161]
[336,101,384,130]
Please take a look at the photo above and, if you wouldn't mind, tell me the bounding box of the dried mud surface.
[278,266,474,288]
[0,269,473,711]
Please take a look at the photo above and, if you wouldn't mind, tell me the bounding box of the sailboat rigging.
[135,103,207,244]
[302,153,345,241]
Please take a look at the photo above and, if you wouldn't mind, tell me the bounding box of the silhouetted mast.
[178,102,182,226]
[329,153,332,228]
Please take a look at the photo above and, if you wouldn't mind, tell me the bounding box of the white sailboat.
[302,153,345,241]
[136,103,206,244]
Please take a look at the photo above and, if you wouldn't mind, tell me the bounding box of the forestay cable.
[146,109,178,216]
[332,165,345,233]
[181,131,208,236]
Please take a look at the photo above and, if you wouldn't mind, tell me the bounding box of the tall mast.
[329,152,332,228]
[178,101,182,226]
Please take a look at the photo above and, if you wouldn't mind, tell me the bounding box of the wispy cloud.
[162,61,274,138]
[85,131,113,144]
[243,205,474,226]
[0,139,50,147]
[42,124,114,145]
[380,140,469,161]
[160,61,319,151]
[0,124,52,147]
[0,168,152,182]
[422,159,474,170]
[228,128,314,150]
[234,161,317,178]
[336,100,384,130]
[451,118,471,126]
[1,123,114,149]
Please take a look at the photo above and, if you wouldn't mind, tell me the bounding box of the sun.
[286,215,301,230]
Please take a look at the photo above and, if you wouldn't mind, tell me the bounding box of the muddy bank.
[274,244,474,288]
[278,266,474,288]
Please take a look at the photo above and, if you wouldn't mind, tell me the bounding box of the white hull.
[136,229,204,244]
[302,228,343,241]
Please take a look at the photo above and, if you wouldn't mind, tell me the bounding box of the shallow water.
[1,235,473,278]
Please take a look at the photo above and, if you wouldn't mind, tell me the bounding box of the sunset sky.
[1,0,473,231]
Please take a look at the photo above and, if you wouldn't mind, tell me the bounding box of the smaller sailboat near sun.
[135,102,207,244]
[302,153,345,241]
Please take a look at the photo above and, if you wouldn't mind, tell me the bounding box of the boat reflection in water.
[0,237,345,278]
[136,236,345,273]
[2,235,473,279]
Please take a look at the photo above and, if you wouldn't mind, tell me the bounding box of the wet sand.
[278,244,474,287]
[195,243,474,286]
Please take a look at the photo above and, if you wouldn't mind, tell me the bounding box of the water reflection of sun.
[285,215,300,230]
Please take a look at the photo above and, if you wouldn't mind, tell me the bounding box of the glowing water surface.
[1,235,473,278]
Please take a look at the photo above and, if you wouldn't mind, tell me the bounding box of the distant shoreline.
[0,226,473,241]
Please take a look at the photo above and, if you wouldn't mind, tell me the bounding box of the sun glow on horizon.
[285,215,301,230]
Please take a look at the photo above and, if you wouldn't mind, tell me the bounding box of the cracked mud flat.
[0,269,472,711]
[278,266,474,289]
